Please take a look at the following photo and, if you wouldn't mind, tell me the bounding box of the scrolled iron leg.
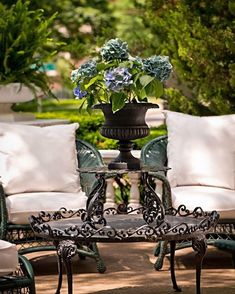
[192,235,207,294]
[232,252,235,269]
[141,171,168,271]
[154,242,161,257]
[53,240,63,294]
[55,254,63,294]
[57,240,78,294]
[90,242,107,273]
[170,240,182,292]
[154,240,168,270]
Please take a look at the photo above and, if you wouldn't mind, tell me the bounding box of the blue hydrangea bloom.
[72,60,97,81]
[142,56,172,82]
[100,39,129,62]
[71,69,79,82]
[130,56,143,69]
[104,67,133,92]
[73,86,87,99]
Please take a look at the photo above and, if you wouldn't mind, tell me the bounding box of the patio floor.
[27,242,235,294]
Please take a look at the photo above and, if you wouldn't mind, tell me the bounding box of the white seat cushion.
[0,123,81,194]
[165,111,235,189]
[0,240,18,276]
[6,191,87,224]
[171,186,235,219]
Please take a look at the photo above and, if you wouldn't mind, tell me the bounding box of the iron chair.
[141,135,235,270]
[0,138,106,273]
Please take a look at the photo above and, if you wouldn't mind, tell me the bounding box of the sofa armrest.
[76,139,105,196]
[148,172,172,210]
[141,136,172,209]
[0,184,8,239]
[141,135,168,168]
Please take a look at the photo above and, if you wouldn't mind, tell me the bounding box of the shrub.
[0,0,57,97]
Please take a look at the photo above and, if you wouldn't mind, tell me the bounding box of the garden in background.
[1,0,234,147]
[13,99,166,150]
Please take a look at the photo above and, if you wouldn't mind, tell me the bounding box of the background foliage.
[134,0,235,115]
[4,0,234,128]
[1,0,115,60]
[1,0,116,95]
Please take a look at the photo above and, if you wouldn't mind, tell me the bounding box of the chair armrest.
[18,255,35,282]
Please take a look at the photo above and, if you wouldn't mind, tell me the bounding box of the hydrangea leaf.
[134,87,147,100]
[84,75,100,89]
[96,62,114,71]
[87,94,95,108]
[145,79,164,98]
[111,92,126,112]
[139,75,155,88]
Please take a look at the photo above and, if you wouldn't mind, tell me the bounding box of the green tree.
[2,0,116,60]
[137,0,235,115]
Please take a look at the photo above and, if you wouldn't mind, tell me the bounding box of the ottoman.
[0,240,35,293]
[0,240,18,277]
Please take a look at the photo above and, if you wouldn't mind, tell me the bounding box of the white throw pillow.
[165,111,235,189]
[0,123,81,194]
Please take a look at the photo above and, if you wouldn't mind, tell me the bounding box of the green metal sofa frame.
[141,135,235,270]
[0,138,106,273]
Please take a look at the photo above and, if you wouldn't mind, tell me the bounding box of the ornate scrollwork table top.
[30,206,219,243]
[77,165,169,175]
[30,166,219,244]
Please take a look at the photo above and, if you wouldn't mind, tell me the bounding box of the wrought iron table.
[30,167,219,294]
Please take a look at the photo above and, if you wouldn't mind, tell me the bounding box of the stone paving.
[27,242,235,294]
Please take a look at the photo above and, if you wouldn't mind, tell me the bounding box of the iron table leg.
[55,254,63,294]
[56,240,78,294]
[154,240,168,270]
[90,242,107,273]
[54,240,63,294]
[192,235,207,294]
[170,240,182,292]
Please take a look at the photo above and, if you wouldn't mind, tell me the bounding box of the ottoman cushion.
[0,240,18,276]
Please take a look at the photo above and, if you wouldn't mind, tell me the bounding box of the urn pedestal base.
[108,141,141,170]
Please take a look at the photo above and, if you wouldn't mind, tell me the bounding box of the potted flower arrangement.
[71,38,172,112]
[0,1,56,121]
[71,38,173,169]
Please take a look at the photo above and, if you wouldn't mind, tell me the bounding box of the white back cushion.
[165,111,235,189]
[0,123,81,194]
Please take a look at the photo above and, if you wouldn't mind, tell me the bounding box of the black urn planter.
[93,103,159,170]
